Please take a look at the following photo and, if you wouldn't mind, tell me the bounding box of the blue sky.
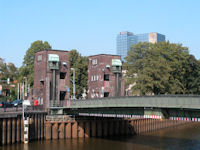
[0,0,200,67]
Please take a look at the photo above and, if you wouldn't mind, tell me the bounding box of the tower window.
[104,74,109,81]
[60,91,66,100]
[60,72,66,79]
[104,92,109,97]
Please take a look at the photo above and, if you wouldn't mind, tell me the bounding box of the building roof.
[35,49,69,53]
[89,54,121,57]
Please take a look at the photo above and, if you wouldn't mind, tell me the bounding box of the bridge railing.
[68,95,200,109]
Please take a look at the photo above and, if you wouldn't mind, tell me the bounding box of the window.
[92,59,97,65]
[37,55,42,62]
[60,72,66,79]
[60,91,66,100]
[104,92,109,97]
[104,74,109,81]
[91,76,93,81]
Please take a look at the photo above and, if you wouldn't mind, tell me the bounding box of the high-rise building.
[116,32,166,61]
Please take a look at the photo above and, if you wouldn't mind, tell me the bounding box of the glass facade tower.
[116,31,166,61]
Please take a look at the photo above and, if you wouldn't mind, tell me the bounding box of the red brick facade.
[88,54,122,99]
[33,50,70,109]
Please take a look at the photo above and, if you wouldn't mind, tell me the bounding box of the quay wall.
[0,115,196,145]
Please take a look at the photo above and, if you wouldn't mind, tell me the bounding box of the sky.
[0,0,200,67]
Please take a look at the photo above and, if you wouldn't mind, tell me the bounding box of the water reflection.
[2,123,200,150]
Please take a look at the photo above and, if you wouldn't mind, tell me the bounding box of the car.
[0,101,12,108]
[11,99,22,107]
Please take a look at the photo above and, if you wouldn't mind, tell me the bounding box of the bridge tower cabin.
[88,54,122,99]
[33,49,70,110]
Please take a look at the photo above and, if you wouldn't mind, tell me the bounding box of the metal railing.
[69,95,200,109]
[0,105,45,114]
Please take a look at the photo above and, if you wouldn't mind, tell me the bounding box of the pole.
[22,104,24,120]
[116,73,119,97]
[22,82,24,100]
[17,83,19,100]
[25,78,27,99]
[52,69,56,106]
[20,83,22,100]
[73,69,75,100]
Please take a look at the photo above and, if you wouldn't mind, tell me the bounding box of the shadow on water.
[1,123,200,150]
[103,123,200,150]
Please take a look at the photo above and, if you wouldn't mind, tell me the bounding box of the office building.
[117,32,166,61]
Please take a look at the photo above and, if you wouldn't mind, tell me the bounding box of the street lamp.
[70,68,75,100]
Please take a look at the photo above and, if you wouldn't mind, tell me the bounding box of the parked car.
[11,99,22,107]
[0,101,12,108]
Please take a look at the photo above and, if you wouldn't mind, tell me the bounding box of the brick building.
[88,54,122,99]
[33,49,70,109]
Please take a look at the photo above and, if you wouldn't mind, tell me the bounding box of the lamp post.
[70,68,75,100]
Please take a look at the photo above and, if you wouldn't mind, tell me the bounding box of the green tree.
[0,58,18,100]
[124,41,200,95]
[69,50,88,99]
[19,40,51,86]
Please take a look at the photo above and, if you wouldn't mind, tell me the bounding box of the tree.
[19,40,51,86]
[69,50,88,99]
[124,41,200,95]
[0,58,18,100]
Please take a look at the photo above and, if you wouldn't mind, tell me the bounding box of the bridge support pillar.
[59,123,65,139]
[41,114,44,139]
[115,121,120,135]
[52,123,58,139]
[16,117,20,142]
[78,122,84,138]
[2,119,6,145]
[84,121,90,138]
[21,118,24,142]
[103,121,108,137]
[120,120,125,135]
[7,118,11,144]
[45,123,51,140]
[12,118,16,144]
[109,121,114,136]
[65,122,71,138]
[38,116,41,140]
[91,121,96,137]
[97,121,102,137]
[6,118,11,144]
[72,122,78,138]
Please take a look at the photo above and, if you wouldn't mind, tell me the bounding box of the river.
[1,123,200,150]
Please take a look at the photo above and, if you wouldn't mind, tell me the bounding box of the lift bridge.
[50,95,200,121]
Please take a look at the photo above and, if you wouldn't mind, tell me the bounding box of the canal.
[1,123,200,150]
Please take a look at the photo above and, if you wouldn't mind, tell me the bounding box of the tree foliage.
[19,40,51,86]
[0,58,18,100]
[124,42,200,95]
[69,50,88,99]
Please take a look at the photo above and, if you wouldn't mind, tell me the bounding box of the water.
[1,123,200,150]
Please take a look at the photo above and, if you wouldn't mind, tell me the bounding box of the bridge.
[50,95,200,121]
